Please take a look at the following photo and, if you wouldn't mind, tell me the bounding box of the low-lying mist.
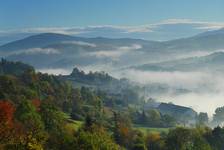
[117,69,224,117]
[39,65,224,117]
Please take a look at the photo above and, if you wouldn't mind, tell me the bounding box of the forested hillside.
[1,60,224,150]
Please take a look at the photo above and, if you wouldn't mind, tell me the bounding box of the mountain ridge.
[1,28,224,70]
[134,51,224,72]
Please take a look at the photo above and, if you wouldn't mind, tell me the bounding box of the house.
[157,102,197,125]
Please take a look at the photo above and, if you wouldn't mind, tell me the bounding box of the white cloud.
[13,48,60,55]
[88,44,142,60]
[118,69,211,89]
[38,68,71,75]
[89,51,122,58]
[61,41,96,47]
[156,19,224,30]
[21,27,84,35]
[159,19,194,24]
[195,24,224,30]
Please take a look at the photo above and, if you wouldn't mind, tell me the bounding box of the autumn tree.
[113,112,133,148]
[0,100,15,145]
[146,132,165,150]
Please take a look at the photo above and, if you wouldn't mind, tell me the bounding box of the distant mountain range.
[0,28,224,70]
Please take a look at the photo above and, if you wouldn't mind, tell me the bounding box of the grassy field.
[62,112,169,134]
[62,112,83,131]
[66,119,83,130]
[134,124,169,135]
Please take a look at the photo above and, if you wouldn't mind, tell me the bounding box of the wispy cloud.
[38,68,71,75]
[61,41,96,47]
[12,48,60,55]
[88,44,142,60]
[2,19,224,35]
[157,19,224,30]
[0,25,153,35]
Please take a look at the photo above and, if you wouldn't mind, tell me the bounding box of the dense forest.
[1,59,224,150]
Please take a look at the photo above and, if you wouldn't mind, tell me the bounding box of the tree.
[146,133,165,150]
[0,100,15,126]
[15,100,47,149]
[71,88,83,120]
[113,112,133,148]
[206,126,224,150]
[191,127,212,150]
[131,131,146,150]
[161,114,176,127]
[166,127,194,150]
[74,124,120,150]
[166,127,211,150]
[0,100,15,144]
[32,99,41,111]
[213,106,224,125]
[40,99,69,150]
[84,114,95,130]
[147,109,161,127]
[40,99,65,133]
[139,110,148,124]
[197,112,209,125]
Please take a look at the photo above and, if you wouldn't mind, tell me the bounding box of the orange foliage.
[146,132,161,142]
[118,124,130,137]
[0,100,16,143]
[32,99,41,111]
[0,100,15,126]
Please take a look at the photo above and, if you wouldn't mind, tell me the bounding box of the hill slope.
[134,51,224,72]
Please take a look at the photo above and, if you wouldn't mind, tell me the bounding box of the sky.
[0,0,224,41]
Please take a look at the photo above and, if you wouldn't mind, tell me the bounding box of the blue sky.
[0,0,224,42]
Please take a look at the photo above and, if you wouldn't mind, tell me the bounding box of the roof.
[158,103,197,115]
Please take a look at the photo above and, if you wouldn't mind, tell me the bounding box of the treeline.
[69,67,115,85]
[144,126,224,150]
[131,109,176,127]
